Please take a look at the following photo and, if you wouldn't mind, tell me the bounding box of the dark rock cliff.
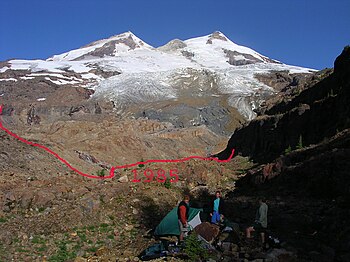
[221,47,350,261]
[217,46,350,163]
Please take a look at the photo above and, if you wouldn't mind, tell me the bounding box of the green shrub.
[96,169,106,177]
[284,145,292,154]
[77,231,87,242]
[138,158,145,168]
[296,135,303,149]
[31,236,46,244]
[49,241,76,262]
[184,233,210,261]
[87,246,98,253]
[36,245,48,252]
[164,178,171,189]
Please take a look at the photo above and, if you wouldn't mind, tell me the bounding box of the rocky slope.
[0,121,246,261]
[217,47,350,261]
[218,46,350,163]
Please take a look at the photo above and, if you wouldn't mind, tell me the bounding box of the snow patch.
[20,76,35,80]
[0,78,17,82]
[29,73,83,82]
[0,66,10,73]
[44,77,81,85]
[81,73,103,80]
[37,98,46,101]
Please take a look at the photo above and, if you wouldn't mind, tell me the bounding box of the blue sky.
[1,0,349,70]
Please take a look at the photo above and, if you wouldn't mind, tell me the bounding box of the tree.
[296,135,303,149]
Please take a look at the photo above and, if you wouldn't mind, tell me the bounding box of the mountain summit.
[1,31,312,74]
[159,31,278,66]
[47,31,153,62]
[0,31,315,131]
[46,31,278,67]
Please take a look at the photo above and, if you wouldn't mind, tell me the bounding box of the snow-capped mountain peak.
[157,31,279,68]
[182,31,279,66]
[1,31,315,123]
[206,31,229,42]
[2,30,314,76]
[47,31,153,62]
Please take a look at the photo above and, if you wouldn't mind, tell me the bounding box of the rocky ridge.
[218,46,350,162]
[217,46,350,261]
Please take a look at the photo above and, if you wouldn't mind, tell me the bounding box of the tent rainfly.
[154,207,202,236]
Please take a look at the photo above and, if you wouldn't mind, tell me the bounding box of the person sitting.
[210,191,225,224]
[246,198,268,244]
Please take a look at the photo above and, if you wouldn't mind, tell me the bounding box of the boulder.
[118,175,129,183]
[3,191,16,211]
[80,197,101,214]
[19,191,35,210]
[194,222,220,243]
[32,191,56,209]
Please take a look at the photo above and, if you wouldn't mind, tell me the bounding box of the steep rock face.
[221,48,350,262]
[334,45,350,76]
[237,129,350,198]
[255,68,333,115]
[73,35,144,60]
[232,129,350,262]
[217,47,350,163]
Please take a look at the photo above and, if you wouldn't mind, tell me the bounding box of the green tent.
[154,207,203,236]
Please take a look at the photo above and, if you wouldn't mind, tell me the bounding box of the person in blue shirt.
[210,191,225,224]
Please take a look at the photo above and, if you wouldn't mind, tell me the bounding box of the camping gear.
[194,222,220,243]
[139,242,167,261]
[154,207,202,236]
[267,235,281,248]
[139,240,186,261]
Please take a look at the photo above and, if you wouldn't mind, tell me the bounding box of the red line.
[0,104,234,179]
